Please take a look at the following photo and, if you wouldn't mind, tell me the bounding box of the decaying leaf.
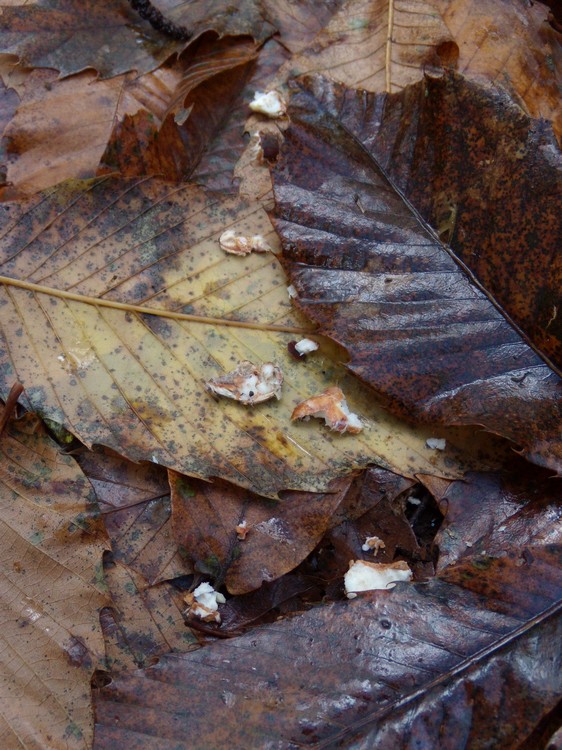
[0,175,491,497]
[271,72,562,473]
[291,385,363,434]
[0,0,181,79]
[93,517,561,748]
[0,404,109,750]
[281,0,561,137]
[100,556,196,673]
[76,448,189,585]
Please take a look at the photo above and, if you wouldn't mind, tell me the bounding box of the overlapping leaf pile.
[0,1,561,748]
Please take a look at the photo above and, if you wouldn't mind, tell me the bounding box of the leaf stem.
[0,275,315,335]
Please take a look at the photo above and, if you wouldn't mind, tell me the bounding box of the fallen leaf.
[77,448,189,584]
[260,0,348,53]
[170,473,354,594]
[100,556,196,673]
[270,72,562,473]
[435,459,562,570]
[100,35,260,187]
[0,405,109,750]
[0,0,181,79]
[282,0,561,137]
[0,175,485,496]
[0,76,18,185]
[92,529,561,748]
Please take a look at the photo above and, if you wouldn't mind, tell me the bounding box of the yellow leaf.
[0,177,501,496]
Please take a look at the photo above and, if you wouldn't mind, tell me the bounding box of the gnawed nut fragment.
[219,229,272,256]
[184,582,226,623]
[361,535,386,555]
[249,90,287,118]
[426,437,446,450]
[235,520,250,540]
[291,386,363,434]
[344,560,412,598]
[206,361,283,405]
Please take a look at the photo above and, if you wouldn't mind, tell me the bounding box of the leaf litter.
[0,1,560,747]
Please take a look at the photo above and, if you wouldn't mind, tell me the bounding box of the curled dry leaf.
[291,386,363,434]
[205,360,283,405]
[218,229,272,256]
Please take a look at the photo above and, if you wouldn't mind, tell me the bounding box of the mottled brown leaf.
[170,472,355,595]
[77,448,189,585]
[0,0,181,79]
[0,406,109,750]
[261,0,348,53]
[93,537,561,748]
[282,0,561,138]
[146,0,275,45]
[270,72,562,473]
[100,35,260,187]
[0,76,18,186]
[100,557,196,673]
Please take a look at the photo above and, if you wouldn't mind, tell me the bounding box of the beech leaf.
[0,405,108,749]
[0,176,490,497]
[270,72,562,473]
[93,495,561,748]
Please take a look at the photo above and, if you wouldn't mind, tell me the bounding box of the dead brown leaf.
[0,0,181,79]
[77,448,189,585]
[0,405,109,750]
[270,72,562,473]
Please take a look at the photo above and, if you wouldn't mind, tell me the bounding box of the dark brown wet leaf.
[99,35,260,187]
[77,449,189,585]
[271,72,562,473]
[0,77,18,186]
[0,0,181,79]
[170,467,414,595]
[93,510,561,748]
[143,0,275,46]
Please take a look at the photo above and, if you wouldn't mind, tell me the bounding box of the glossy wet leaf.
[77,448,189,585]
[0,0,181,79]
[270,73,562,473]
[93,495,561,748]
[0,406,109,750]
[0,175,480,497]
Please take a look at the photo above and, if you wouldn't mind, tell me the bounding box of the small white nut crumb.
[294,338,319,356]
[361,536,386,555]
[249,90,287,118]
[426,437,446,450]
[219,229,272,256]
[236,520,250,540]
[407,496,422,506]
[287,285,298,299]
[184,582,226,623]
[344,560,412,598]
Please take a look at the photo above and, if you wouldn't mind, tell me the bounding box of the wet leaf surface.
[77,448,189,585]
[0,175,483,496]
[0,405,109,749]
[0,76,18,186]
[271,72,562,473]
[93,519,561,748]
[281,0,561,138]
[0,0,181,79]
